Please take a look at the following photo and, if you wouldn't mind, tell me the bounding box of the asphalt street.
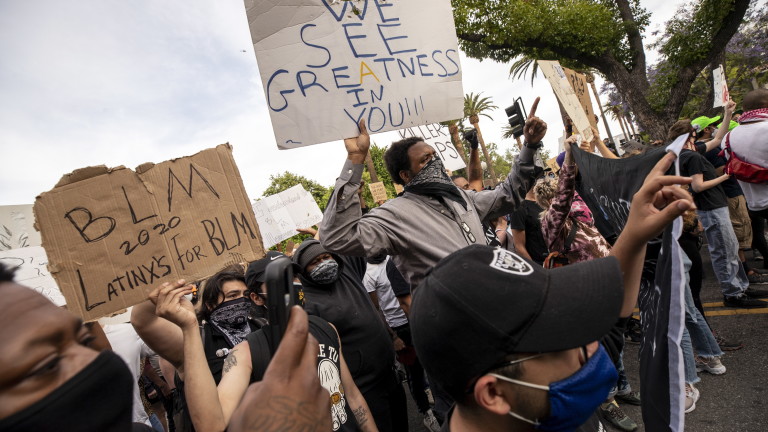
[403,246,768,431]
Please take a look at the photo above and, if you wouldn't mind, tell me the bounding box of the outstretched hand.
[625,152,695,244]
[149,280,197,330]
[523,97,547,143]
[345,119,370,164]
[228,307,331,432]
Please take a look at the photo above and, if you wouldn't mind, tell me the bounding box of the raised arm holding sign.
[245,0,464,148]
[320,98,545,289]
[538,60,594,142]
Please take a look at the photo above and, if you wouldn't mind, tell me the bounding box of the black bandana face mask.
[209,297,252,346]
[407,156,454,187]
[0,350,134,432]
[405,157,468,210]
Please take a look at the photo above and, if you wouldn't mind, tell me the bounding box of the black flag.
[572,146,666,243]
[571,142,687,431]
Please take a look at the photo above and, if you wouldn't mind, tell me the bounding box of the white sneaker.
[685,383,700,414]
[695,356,726,375]
[423,409,440,432]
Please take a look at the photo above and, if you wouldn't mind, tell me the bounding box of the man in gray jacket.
[320,99,548,299]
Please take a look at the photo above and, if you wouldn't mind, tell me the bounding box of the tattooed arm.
[333,326,379,432]
[149,280,251,432]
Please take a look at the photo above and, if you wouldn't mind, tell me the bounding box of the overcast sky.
[0,0,688,206]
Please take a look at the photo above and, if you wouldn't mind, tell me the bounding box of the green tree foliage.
[452,0,751,140]
[674,5,768,117]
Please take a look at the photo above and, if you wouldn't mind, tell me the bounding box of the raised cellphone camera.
[264,256,301,354]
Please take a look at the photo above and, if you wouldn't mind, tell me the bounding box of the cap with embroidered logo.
[409,245,623,399]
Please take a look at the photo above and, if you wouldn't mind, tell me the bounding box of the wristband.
[524,140,543,150]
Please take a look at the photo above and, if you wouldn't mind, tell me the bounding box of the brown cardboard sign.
[368,182,388,203]
[562,67,599,131]
[546,157,560,173]
[393,183,404,195]
[34,144,264,320]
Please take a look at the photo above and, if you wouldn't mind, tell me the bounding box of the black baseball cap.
[245,251,287,289]
[410,245,623,400]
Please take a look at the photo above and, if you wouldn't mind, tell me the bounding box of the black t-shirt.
[679,143,728,210]
[704,145,743,198]
[509,200,548,264]
[386,259,411,298]
[247,316,361,432]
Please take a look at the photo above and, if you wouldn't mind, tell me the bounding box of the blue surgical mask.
[490,344,617,431]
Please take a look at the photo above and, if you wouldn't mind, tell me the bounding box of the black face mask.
[0,350,134,432]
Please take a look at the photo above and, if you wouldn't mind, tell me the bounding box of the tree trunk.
[615,110,629,142]
[625,115,637,137]
[448,124,468,164]
[472,121,497,186]
[589,79,615,145]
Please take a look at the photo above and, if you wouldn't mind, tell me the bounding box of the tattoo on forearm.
[352,406,368,428]
[223,348,238,374]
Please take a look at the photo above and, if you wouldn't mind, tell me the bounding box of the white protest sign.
[713,64,729,108]
[538,60,594,142]
[252,185,324,248]
[397,123,466,171]
[0,204,41,251]
[0,246,66,306]
[245,0,464,148]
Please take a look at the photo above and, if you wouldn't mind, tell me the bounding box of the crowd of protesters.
[1,88,767,432]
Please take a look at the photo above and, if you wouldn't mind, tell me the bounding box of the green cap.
[716,120,739,131]
[691,116,721,133]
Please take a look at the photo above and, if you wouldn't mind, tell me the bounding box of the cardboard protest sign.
[368,181,388,202]
[563,67,598,130]
[397,123,466,171]
[34,145,264,321]
[252,185,324,248]
[245,0,464,148]
[545,157,559,173]
[538,60,594,142]
[713,64,729,108]
[0,246,66,306]
[393,183,404,195]
[0,204,41,251]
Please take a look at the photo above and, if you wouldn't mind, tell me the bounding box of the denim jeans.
[682,253,723,359]
[681,328,700,385]
[608,351,632,399]
[698,206,749,298]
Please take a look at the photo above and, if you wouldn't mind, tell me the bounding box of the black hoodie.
[294,240,395,394]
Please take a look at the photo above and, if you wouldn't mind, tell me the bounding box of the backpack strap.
[247,328,274,383]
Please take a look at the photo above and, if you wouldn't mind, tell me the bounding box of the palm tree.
[508,56,540,86]
[439,119,468,165]
[464,92,499,185]
[604,103,629,142]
